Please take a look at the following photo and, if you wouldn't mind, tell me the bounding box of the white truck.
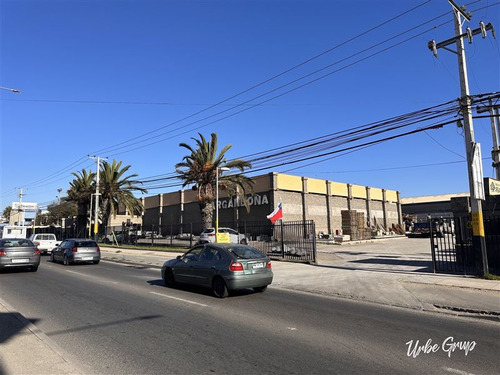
[28,233,60,255]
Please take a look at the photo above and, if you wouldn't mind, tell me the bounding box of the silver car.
[161,243,273,298]
[51,239,100,265]
[0,238,40,272]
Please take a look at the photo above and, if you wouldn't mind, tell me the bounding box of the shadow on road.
[45,315,163,337]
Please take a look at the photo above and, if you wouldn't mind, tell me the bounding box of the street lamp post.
[0,86,21,93]
[215,167,230,243]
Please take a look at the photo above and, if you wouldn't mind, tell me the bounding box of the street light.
[0,86,21,93]
[215,166,230,242]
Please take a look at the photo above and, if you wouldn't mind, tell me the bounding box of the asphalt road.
[1,258,499,375]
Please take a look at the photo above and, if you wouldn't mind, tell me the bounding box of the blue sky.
[1,0,499,211]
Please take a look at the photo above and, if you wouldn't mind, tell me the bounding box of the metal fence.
[102,220,317,263]
[430,215,500,275]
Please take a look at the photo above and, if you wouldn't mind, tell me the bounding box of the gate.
[430,216,500,275]
[242,220,317,263]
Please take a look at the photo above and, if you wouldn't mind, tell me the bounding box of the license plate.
[252,262,265,269]
[81,256,93,261]
[12,258,29,263]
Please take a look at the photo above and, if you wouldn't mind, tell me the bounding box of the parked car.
[161,243,272,298]
[199,227,247,244]
[0,238,40,272]
[51,239,100,265]
[28,233,60,254]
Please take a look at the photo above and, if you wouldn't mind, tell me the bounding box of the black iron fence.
[102,220,317,263]
[430,215,500,275]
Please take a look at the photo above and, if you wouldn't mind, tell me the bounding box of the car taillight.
[0,251,6,256]
[229,261,244,271]
[96,246,100,253]
[267,262,272,269]
[34,250,41,255]
[72,246,78,253]
[34,241,40,246]
[208,233,215,237]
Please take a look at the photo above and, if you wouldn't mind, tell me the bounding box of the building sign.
[218,194,269,209]
[485,178,500,196]
[12,202,38,211]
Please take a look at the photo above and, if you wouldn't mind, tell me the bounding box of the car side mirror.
[176,255,181,260]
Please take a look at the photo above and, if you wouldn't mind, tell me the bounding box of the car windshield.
[227,246,265,259]
[76,241,98,247]
[202,229,214,233]
[0,239,34,247]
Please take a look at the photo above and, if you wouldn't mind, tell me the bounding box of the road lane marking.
[64,269,120,284]
[150,292,208,307]
[442,367,477,375]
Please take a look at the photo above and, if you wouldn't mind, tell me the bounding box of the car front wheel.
[212,277,228,298]
[163,269,176,287]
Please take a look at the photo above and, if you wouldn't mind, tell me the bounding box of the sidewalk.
[0,298,82,375]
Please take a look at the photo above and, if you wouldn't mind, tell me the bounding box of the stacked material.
[341,210,371,240]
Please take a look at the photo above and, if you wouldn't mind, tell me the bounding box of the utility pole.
[16,187,25,225]
[427,0,495,275]
[90,156,107,241]
[477,100,500,179]
[57,188,62,227]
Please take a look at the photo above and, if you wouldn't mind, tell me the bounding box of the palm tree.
[175,132,254,229]
[99,160,147,232]
[66,169,96,237]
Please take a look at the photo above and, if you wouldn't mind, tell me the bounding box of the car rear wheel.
[212,277,228,298]
[63,255,70,266]
[253,286,267,293]
[30,266,38,272]
[93,260,100,264]
[163,269,176,287]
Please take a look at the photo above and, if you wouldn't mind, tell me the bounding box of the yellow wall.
[307,178,327,194]
[276,174,302,192]
[370,188,383,201]
[386,190,398,202]
[330,182,348,197]
[351,185,367,199]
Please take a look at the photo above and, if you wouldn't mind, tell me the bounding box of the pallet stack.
[341,210,371,240]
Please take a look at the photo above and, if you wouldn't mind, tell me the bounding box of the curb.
[0,297,84,375]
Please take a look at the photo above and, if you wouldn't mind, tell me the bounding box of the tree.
[37,201,77,225]
[66,169,96,237]
[99,160,147,232]
[2,206,12,221]
[175,132,254,230]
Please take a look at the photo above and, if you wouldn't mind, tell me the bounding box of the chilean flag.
[267,202,283,224]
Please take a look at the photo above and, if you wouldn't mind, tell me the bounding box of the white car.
[199,227,247,244]
[28,233,60,255]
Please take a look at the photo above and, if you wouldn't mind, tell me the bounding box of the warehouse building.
[142,172,402,236]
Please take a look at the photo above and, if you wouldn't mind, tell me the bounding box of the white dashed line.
[150,292,209,307]
[442,367,477,375]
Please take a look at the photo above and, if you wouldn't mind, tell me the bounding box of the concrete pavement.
[1,237,498,374]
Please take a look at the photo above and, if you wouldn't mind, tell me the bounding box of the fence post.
[170,223,173,247]
[312,221,317,264]
[429,217,437,273]
[151,224,155,246]
[280,221,285,258]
